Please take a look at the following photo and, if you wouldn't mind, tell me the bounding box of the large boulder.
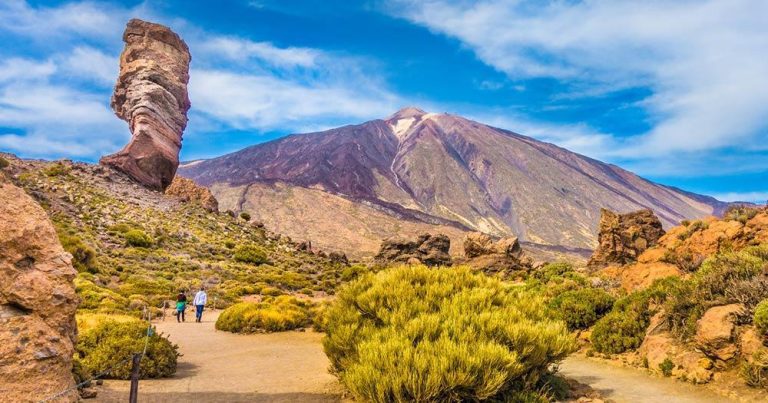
[165,176,218,212]
[588,208,665,268]
[101,19,191,191]
[375,233,452,266]
[0,179,79,402]
[460,232,530,276]
[695,303,744,361]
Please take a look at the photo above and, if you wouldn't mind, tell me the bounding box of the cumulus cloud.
[386,0,768,161]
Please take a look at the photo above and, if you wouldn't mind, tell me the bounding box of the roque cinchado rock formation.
[0,179,79,402]
[101,18,191,191]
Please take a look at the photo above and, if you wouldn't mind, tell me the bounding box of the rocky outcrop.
[588,209,665,268]
[459,232,531,276]
[0,179,79,402]
[374,233,452,267]
[165,176,218,212]
[101,19,191,191]
[695,303,744,361]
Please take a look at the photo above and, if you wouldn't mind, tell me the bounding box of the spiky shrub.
[124,229,153,247]
[215,296,312,333]
[549,288,615,330]
[322,265,575,402]
[74,315,178,379]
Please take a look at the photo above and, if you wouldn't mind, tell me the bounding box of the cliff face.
[180,107,729,258]
[0,178,79,402]
[101,19,191,191]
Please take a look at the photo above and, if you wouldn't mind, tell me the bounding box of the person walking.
[193,287,207,323]
[175,290,187,322]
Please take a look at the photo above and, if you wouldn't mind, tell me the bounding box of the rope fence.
[39,306,154,403]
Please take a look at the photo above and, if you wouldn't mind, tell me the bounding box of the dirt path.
[95,311,343,402]
[560,356,738,403]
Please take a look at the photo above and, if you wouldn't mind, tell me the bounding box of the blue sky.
[1,0,767,202]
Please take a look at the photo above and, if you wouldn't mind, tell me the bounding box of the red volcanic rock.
[101,19,191,191]
[588,208,665,268]
[165,176,219,212]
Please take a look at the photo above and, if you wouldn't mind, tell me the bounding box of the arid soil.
[95,311,343,402]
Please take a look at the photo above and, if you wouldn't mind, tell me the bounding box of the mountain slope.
[179,107,729,256]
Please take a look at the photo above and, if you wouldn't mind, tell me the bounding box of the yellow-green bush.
[754,299,768,336]
[74,315,178,379]
[59,233,97,272]
[215,296,312,333]
[233,244,268,265]
[124,229,153,247]
[323,265,575,402]
[549,288,614,330]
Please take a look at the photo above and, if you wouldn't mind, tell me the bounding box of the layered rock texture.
[165,176,218,212]
[180,107,728,259]
[456,232,532,276]
[374,233,452,267]
[588,209,665,268]
[0,178,78,402]
[101,19,191,191]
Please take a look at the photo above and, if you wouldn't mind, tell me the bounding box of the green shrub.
[323,265,575,402]
[533,262,574,283]
[216,296,312,333]
[43,162,71,177]
[0,156,9,169]
[75,315,178,379]
[725,205,760,224]
[239,212,251,221]
[742,350,768,389]
[124,229,153,247]
[659,358,674,377]
[677,220,708,240]
[754,300,768,336]
[549,288,615,330]
[59,234,97,272]
[233,244,268,265]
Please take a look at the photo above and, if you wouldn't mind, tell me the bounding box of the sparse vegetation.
[742,350,768,389]
[323,265,575,402]
[74,314,178,379]
[677,220,708,240]
[724,205,760,224]
[659,358,674,377]
[215,296,312,333]
[43,162,71,177]
[0,156,9,169]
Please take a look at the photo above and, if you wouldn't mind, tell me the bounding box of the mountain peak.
[388,106,427,121]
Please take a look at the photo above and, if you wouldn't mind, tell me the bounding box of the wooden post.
[129,353,141,403]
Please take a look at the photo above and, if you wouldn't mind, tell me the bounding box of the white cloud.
[189,68,399,132]
[60,46,119,85]
[0,0,127,42]
[387,0,768,160]
[197,37,321,68]
[710,192,768,204]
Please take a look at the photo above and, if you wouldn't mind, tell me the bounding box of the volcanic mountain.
[179,107,729,259]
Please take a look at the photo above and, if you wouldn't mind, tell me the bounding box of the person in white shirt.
[193,287,207,323]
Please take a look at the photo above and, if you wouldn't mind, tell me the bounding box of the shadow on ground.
[94,391,341,402]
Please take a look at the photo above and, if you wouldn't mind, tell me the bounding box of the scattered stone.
[588,208,665,268]
[165,176,218,212]
[457,232,531,276]
[328,252,349,265]
[739,326,765,363]
[0,179,78,402]
[695,303,744,361]
[100,19,191,191]
[296,240,312,252]
[375,233,452,266]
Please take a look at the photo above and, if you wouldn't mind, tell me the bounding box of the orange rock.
[0,180,78,402]
[695,304,744,361]
[165,176,219,212]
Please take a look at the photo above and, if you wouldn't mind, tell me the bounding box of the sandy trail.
[95,311,343,402]
[94,310,749,403]
[560,356,738,403]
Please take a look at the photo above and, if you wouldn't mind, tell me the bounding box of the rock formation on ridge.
[458,232,532,276]
[165,176,219,212]
[101,18,191,191]
[374,233,452,266]
[588,208,665,268]
[0,178,79,402]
